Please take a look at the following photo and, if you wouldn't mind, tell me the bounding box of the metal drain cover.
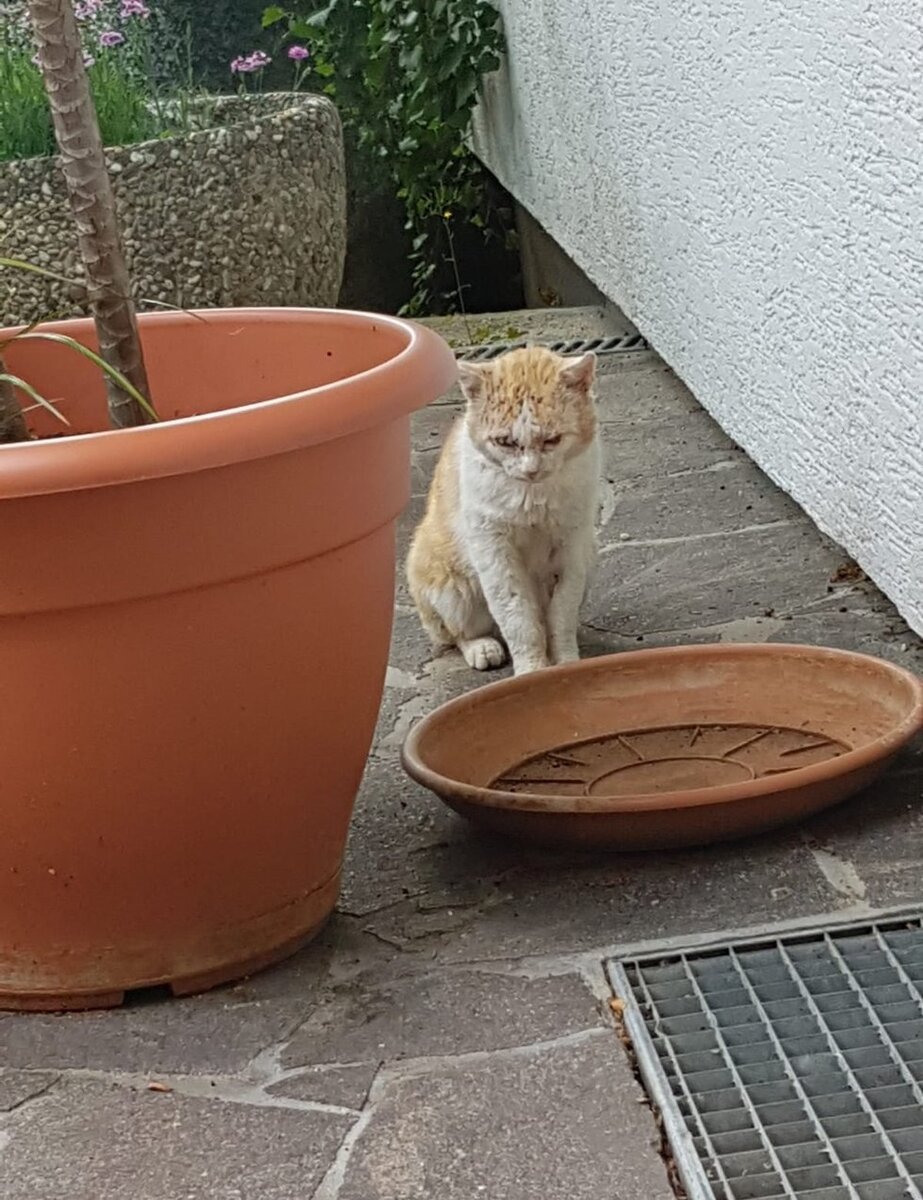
[607,911,923,1200]
[455,332,649,361]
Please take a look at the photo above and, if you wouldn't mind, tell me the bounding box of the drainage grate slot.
[608,913,923,1200]
[455,332,649,361]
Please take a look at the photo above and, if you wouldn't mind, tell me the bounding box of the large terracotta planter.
[0,308,455,1010]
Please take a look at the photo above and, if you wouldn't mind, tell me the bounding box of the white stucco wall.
[473,0,923,633]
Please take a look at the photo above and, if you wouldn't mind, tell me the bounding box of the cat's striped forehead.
[457,346,596,440]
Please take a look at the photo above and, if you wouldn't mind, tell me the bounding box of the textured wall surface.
[473,0,923,634]
[1,93,346,324]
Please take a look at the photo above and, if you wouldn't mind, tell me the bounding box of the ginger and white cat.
[407,345,600,676]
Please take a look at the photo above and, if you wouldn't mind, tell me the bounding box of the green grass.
[86,55,161,151]
[0,43,209,165]
[0,48,54,161]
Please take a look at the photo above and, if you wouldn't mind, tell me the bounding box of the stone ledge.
[1,92,346,325]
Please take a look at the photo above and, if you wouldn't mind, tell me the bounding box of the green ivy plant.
[261,0,505,315]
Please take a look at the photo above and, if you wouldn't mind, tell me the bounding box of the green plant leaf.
[0,374,70,426]
[1,332,159,423]
[0,256,82,287]
[438,42,465,79]
[302,0,338,28]
[398,42,422,72]
[262,4,287,26]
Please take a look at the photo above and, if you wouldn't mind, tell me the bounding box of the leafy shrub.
[260,0,510,315]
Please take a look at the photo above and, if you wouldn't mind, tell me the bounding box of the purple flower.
[287,44,309,61]
[230,49,272,73]
[120,0,151,17]
[83,53,96,68]
[99,29,125,47]
[74,0,104,18]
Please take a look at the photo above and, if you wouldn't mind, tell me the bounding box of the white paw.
[461,637,506,671]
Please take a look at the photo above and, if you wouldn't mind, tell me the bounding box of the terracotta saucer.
[401,644,923,850]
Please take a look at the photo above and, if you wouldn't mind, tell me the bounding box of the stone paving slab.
[346,817,839,962]
[266,1063,379,1111]
[282,966,604,1068]
[0,1079,352,1200]
[604,458,806,541]
[0,1070,58,1112]
[801,769,923,908]
[2,340,922,1199]
[0,976,324,1074]
[586,521,846,637]
[335,1032,664,1200]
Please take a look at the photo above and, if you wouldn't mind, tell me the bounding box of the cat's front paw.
[460,636,507,671]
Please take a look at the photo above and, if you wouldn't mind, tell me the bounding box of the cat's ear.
[457,361,488,403]
[559,351,597,393]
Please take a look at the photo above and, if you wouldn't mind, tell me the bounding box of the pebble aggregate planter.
[0,307,455,1010]
[1,93,346,325]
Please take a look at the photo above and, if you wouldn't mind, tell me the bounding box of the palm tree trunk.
[27,0,153,429]
[0,361,29,444]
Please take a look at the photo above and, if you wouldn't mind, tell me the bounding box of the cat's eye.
[543,435,562,448]
[492,436,516,449]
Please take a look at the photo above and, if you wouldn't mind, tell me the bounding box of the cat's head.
[457,346,597,482]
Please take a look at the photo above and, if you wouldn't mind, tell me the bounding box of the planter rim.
[0,307,455,499]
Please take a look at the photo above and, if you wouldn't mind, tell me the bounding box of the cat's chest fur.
[455,432,600,576]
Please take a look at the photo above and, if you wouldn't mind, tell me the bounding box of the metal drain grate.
[455,332,649,361]
[608,912,923,1200]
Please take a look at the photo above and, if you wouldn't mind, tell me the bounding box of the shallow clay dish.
[401,644,923,850]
